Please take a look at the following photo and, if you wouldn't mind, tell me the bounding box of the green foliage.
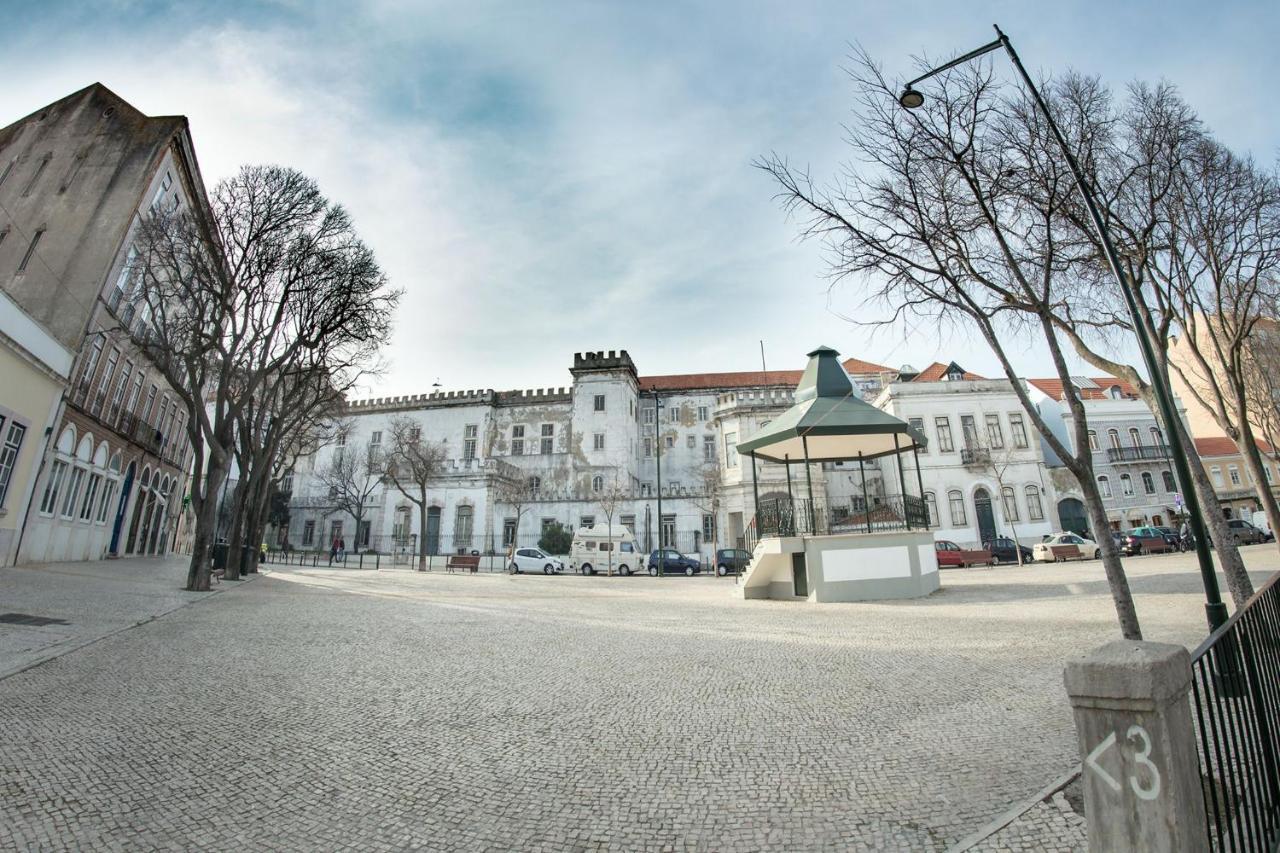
[538,521,572,555]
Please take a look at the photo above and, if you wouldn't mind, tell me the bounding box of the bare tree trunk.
[418,503,427,572]
[224,477,248,581]
[1235,410,1280,556]
[1081,477,1144,640]
[185,460,227,591]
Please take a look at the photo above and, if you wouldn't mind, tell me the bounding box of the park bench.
[446,554,480,574]
[1049,543,1084,562]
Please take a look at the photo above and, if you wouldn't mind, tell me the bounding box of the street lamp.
[898,25,1229,632]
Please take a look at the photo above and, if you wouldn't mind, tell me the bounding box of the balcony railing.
[960,446,990,468]
[1107,444,1173,463]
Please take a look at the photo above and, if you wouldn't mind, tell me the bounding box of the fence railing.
[752,494,930,542]
[1189,570,1280,852]
[1107,443,1173,463]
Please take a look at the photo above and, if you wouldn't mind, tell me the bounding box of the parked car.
[1032,533,1100,562]
[934,540,994,569]
[507,547,565,575]
[1248,511,1274,542]
[715,548,752,576]
[1227,518,1266,546]
[647,549,701,576]
[982,537,1033,565]
[1154,526,1180,549]
[1121,527,1175,556]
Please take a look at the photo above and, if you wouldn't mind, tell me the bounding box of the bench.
[446,554,481,574]
[1049,544,1084,562]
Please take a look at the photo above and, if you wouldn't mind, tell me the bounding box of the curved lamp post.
[897,25,1227,631]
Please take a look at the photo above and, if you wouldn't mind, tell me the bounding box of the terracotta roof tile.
[1194,436,1276,458]
[1026,376,1140,401]
[911,361,985,382]
[638,357,892,393]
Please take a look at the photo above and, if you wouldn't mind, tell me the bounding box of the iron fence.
[1189,570,1280,852]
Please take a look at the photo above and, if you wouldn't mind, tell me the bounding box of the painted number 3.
[1086,725,1162,801]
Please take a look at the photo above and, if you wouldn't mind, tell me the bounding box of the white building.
[1029,376,1183,533]
[874,362,1057,548]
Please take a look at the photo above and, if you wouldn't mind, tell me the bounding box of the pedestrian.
[337,536,346,562]
[330,536,339,562]
[1179,519,1192,552]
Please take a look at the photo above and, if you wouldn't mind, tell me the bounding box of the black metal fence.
[754,494,930,539]
[1189,570,1280,851]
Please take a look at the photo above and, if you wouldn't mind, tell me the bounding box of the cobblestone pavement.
[0,547,1274,851]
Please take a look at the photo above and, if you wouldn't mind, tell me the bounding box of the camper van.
[570,524,641,576]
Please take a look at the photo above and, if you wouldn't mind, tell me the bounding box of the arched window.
[393,506,412,541]
[1025,486,1044,520]
[1128,428,1142,448]
[454,504,473,549]
[1162,471,1176,492]
[948,490,966,526]
[1120,473,1134,496]
[1107,429,1121,450]
[924,491,938,527]
[1150,427,1163,447]
[1098,476,1112,498]
[1141,472,1156,494]
[1087,430,1098,451]
[591,475,603,493]
[1001,486,1019,521]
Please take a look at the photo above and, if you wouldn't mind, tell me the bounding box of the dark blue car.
[646,548,700,576]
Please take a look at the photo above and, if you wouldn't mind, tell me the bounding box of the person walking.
[1179,519,1192,553]
[330,535,340,562]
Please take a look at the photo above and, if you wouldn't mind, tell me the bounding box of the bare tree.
[315,430,383,557]
[596,474,629,576]
[690,462,724,575]
[128,165,399,590]
[493,476,534,568]
[757,51,1143,638]
[382,415,447,572]
[982,445,1027,565]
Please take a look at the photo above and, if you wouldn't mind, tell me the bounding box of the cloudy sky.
[3,1,1277,395]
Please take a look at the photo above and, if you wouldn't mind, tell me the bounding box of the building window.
[1120,473,1134,496]
[1141,472,1156,494]
[1151,427,1163,446]
[664,435,674,449]
[948,490,966,526]
[21,155,50,197]
[702,514,715,541]
[697,406,708,421]
[302,520,315,546]
[1108,429,1121,451]
[703,435,716,462]
[463,424,478,460]
[660,514,676,548]
[1162,470,1176,492]
[39,459,68,515]
[502,518,517,546]
[593,433,605,451]
[540,424,554,454]
[529,476,541,495]
[1009,413,1028,449]
[60,467,86,519]
[643,408,654,425]
[909,418,927,454]
[668,406,679,423]
[511,425,524,456]
[0,421,26,508]
[1087,430,1098,451]
[1129,428,1142,448]
[643,437,652,458]
[960,415,979,448]
[924,491,938,526]
[370,430,382,446]
[79,473,102,522]
[725,432,739,467]
[1229,466,1241,486]
[620,514,636,533]
[1002,486,1020,522]
[94,479,117,525]
[17,228,44,273]
[986,414,1004,449]
[335,429,347,448]
[591,475,603,492]
[1098,475,1112,498]
[935,417,954,452]
[454,505,473,549]
[0,159,13,188]
[1211,466,1224,488]
[592,393,606,413]
[1025,486,1044,520]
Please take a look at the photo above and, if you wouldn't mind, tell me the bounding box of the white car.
[508,547,565,575]
[1032,532,1100,562]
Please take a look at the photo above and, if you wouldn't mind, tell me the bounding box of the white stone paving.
[0,546,1274,850]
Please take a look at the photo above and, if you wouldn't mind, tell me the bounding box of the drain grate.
[0,613,70,627]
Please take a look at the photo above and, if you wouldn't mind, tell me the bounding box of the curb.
[945,765,1081,852]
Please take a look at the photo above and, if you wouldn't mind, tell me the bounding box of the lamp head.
[898,87,925,109]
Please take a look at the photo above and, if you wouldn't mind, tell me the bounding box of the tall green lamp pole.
[897,25,1228,631]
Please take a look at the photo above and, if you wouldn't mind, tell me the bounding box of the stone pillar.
[1063,641,1209,852]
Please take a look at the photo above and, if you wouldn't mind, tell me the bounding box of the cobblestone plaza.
[0,551,1273,851]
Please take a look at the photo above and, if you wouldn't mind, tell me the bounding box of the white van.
[570,524,641,576]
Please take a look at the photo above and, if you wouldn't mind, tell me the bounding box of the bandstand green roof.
[735,346,926,464]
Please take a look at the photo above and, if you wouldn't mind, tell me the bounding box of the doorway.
[426,506,441,555]
[792,552,808,597]
[1057,498,1089,538]
[974,488,996,543]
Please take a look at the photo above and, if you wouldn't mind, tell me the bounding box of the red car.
[934,540,995,569]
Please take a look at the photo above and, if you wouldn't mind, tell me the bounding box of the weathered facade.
[0,85,203,564]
